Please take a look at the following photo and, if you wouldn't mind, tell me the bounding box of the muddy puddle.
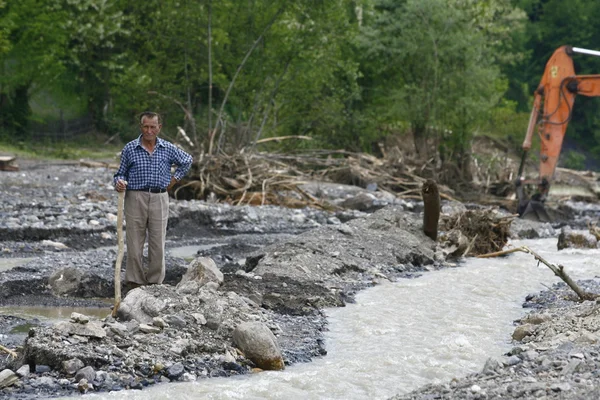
[0,304,112,333]
[0,258,35,273]
[168,244,220,260]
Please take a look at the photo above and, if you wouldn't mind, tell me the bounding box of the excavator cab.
[516,45,600,222]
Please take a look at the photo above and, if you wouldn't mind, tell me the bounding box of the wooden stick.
[0,344,17,358]
[478,245,595,301]
[112,189,126,318]
[477,247,525,258]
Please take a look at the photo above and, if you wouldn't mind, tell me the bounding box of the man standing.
[114,111,193,289]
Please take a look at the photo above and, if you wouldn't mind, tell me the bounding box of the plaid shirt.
[113,136,193,189]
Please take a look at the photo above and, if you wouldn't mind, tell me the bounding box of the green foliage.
[561,151,586,170]
[5,0,600,174]
[357,0,525,176]
[483,99,531,152]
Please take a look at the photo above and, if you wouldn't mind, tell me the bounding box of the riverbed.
[58,237,598,400]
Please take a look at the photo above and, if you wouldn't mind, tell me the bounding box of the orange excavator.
[516,45,600,221]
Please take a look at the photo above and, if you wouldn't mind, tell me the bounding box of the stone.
[54,320,106,339]
[15,365,30,377]
[62,358,85,375]
[70,313,90,324]
[164,315,187,328]
[191,313,207,325]
[0,369,19,388]
[166,362,185,380]
[106,322,129,337]
[74,366,96,382]
[78,378,91,393]
[49,267,84,296]
[233,322,285,371]
[177,257,224,289]
[512,324,535,341]
[139,324,161,334]
[117,289,166,324]
[481,357,503,375]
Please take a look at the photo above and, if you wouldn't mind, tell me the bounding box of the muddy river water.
[37,237,597,400]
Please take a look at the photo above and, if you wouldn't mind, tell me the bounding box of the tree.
[61,0,130,131]
[358,0,525,181]
[0,0,69,136]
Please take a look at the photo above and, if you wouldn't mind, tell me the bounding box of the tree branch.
[478,245,596,302]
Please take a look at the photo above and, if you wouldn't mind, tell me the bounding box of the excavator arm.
[517,45,600,221]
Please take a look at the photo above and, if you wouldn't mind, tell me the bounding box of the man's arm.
[113,147,130,191]
[172,147,193,182]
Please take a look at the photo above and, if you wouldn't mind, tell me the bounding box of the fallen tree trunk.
[478,245,596,302]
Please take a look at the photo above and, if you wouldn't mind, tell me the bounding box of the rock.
[117,288,166,324]
[481,357,503,375]
[139,324,161,334]
[54,320,106,339]
[77,378,91,393]
[49,267,84,296]
[41,240,69,250]
[505,355,521,366]
[557,226,598,250]
[0,369,19,388]
[233,322,285,371]
[177,257,224,289]
[70,313,90,324]
[15,365,30,377]
[32,376,56,388]
[512,324,535,341]
[106,322,129,337]
[164,315,186,328]
[338,193,378,212]
[169,339,192,356]
[191,313,207,325]
[521,314,549,325]
[110,345,127,358]
[62,358,85,375]
[152,317,167,328]
[182,372,196,382]
[166,362,185,380]
[74,366,95,382]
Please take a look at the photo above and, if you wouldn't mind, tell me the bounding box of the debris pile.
[172,151,455,208]
[441,209,513,256]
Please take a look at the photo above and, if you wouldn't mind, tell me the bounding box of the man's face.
[140,116,161,141]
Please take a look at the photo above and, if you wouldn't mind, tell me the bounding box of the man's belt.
[129,188,167,193]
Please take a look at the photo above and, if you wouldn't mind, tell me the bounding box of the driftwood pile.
[172,151,455,208]
[441,209,514,256]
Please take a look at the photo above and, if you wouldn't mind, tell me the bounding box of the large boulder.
[233,322,284,371]
[116,288,167,324]
[0,369,19,388]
